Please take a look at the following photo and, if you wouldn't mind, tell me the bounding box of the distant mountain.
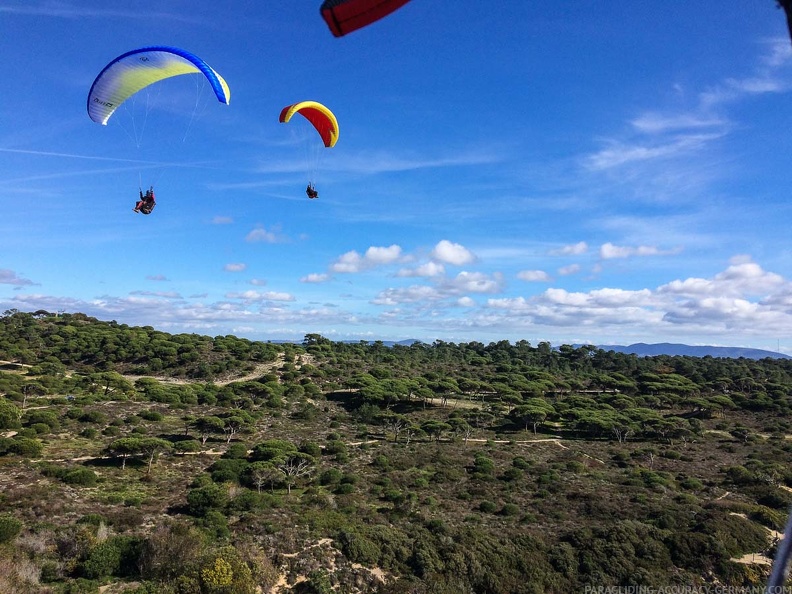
[596,342,792,360]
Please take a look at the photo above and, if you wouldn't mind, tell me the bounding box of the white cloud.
[129,290,182,299]
[365,245,402,265]
[659,261,786,299]
[249,279,267,286]
[372,285,440,306]
[225,290,295,302]
[224,263,247,272]
[517,270,551,282]
[550,242,588,256]
[430,240,476,265]
[246,226,284,243]
[331,245,402,273]
[630,113,726,134]
[397,262,446,278]
[442,271,503,294]
[558,264,581,276]
[6,259,792,346]
[599,242,676,259]
[0,269,35,286]
[146,275,169,282]
[584,134,722,171]
[301,273,331,283]
[212,216,233,225]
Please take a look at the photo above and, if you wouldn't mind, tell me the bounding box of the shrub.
[319,468,343,486]
[79,410,108,424]
[299,441,322,457]
[499,503,520,516]
[81,535,141,579]
[0,513,22,543]
[335,483,355,495]
[139,410,164,422]
[479,501,498,513]
[187,484,229,517]
[512,456,531,469]
[222,443,249,459]
[7,437,43,458]
[679,477,703,491]
[63,468,98,487]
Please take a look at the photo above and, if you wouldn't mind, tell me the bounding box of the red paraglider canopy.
[320,0,412,37]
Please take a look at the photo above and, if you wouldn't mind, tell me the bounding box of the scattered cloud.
[558,264,581,276]
[584,133,723,171]
[550,242,588,256]
[246,225,286,243]
[129,290,182,299]
[430,240,476,266]
[517,270,551,282]
[212,216,233,225]
[224,263,247,272]
[331,245,403,273]
[397,262,446,278]
[0,269,36,286]
[301,273,331,283]
[4,259,792,346]
[225,290,295,302]
[599,242,680,259]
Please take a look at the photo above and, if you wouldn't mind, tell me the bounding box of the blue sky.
[3,1,792,352]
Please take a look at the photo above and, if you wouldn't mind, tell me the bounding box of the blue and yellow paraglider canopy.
[87,46,230,125]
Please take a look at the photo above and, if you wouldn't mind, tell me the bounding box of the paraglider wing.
[320,0,412,37]
[87,46,230,125]
[278,101,339,148]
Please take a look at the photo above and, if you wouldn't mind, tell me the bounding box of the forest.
[0,308,791,593]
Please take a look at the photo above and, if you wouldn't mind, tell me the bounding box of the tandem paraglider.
[87,45,230,214]
[279,100,339,200]
[134,187,156,214]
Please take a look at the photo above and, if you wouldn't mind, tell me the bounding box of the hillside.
[598,342,792,360]
[0,310,791,592]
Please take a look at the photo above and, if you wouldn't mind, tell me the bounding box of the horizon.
[3,2,792,354]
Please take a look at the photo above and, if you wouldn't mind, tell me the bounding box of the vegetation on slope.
[0,309,791,592]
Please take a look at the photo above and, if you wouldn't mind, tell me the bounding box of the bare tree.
[278,455,314,495]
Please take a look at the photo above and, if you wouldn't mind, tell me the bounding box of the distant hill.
[596,342,791,360]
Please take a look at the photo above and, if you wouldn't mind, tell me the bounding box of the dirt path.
[120,358,284,387]
[729,512,782,566]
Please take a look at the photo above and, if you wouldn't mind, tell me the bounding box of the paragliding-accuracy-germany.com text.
[584,586,792,594]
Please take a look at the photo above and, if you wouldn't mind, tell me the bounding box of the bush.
[499,503,520,516]
[187,484,229,517]
[81,535,141,579]
[319,468,343,486]
[0,513,22,543]
[63,468,99,487]
[479,500,498,513]
[512,456,531,469]
[679,477,703,491]
[335,483,355,495]
[7,437,43,458]
[222,443,249,459]
[299,441,322,457]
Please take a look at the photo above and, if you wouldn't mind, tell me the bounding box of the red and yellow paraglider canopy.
[278,101,339,148]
